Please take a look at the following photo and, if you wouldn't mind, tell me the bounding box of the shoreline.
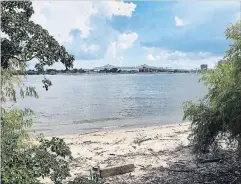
[52,122,192,183]
[40,120,188,137]
[24,72,198,76]
[54,122,189,138]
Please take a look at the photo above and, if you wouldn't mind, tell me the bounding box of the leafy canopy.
[1,1,74,90]
[1,1,74,69]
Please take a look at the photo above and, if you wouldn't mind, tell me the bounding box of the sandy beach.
[55,123,194,182]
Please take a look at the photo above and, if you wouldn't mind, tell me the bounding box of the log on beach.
[100,164,135,178]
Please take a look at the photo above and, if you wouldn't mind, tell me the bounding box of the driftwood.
[78,130,100,135]
[167,169,194,173]
[199,158,221,163]
[133,138,152,145]
[137,138,152,145]
[100,164,135,178]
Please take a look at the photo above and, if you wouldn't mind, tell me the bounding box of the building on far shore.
[93,64,115,71]
[200,64,208,70]
[92,64,192,73]
[93,64,139,73]
[138,64,152,72]
[137,64,164,72]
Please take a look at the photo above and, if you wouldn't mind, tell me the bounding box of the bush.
[183,21,241,155]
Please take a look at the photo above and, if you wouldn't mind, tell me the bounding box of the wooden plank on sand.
[100,164,135,178]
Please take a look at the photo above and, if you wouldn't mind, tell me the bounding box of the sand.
[54,123,193,182]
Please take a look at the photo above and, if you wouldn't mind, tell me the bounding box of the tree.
[1,1,74,89]
[110,68,118,73]
[73,68,78,73]
[183,21,241,155]
[78,68,86,73]
[1,1,101,183]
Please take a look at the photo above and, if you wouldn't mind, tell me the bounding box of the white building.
[93,64,163,72]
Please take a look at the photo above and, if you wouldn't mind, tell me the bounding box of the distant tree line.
[18,68,88,75]
[98,68,120,73]
[20,67,122,75]
[21,67,195,75]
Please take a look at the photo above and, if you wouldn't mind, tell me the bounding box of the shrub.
[183,21,241,155]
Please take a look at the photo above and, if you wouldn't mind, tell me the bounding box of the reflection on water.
[16,74,207,136]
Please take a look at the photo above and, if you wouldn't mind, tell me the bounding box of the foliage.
[1,0,74,89]
[2,132,72,184]
[1,1,99,184]
[68,177,104,184]
[183,21,241,155]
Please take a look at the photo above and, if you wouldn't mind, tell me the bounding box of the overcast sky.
[28,1,240,69]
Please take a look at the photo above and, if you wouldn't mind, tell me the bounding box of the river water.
[15,74,207,136]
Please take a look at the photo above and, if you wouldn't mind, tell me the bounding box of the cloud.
[106,32,138,59]
[141,1,238,56]
[146,54,156,61]
[145,48,222,69]
[173,1,239,27]
[174,16,184,27]
[141,36,230,55]
[150,49,213,61]
[106,42,118,59]
[32,1,138,64]
[117,32,138,49]
[96,1,136,18]
[31,1,97,43]
[80,44,100,53]
[31,1,136,43]
[28,31,138,69]
[27,1,236,70]
[236,12,241,21]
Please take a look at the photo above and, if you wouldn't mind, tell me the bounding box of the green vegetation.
[1,0,240,183]
[1,1,101,183]
[24,68,88,75]
[183,21,241,155]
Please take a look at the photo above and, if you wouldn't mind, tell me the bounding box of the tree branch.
[2,54,37,62]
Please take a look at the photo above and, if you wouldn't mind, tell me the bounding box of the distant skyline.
[28,1,240,70]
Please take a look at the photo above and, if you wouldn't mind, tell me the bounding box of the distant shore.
[56,72,196,75]
[23,72,198,76]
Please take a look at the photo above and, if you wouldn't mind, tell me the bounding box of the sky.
[29,1,241,70]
